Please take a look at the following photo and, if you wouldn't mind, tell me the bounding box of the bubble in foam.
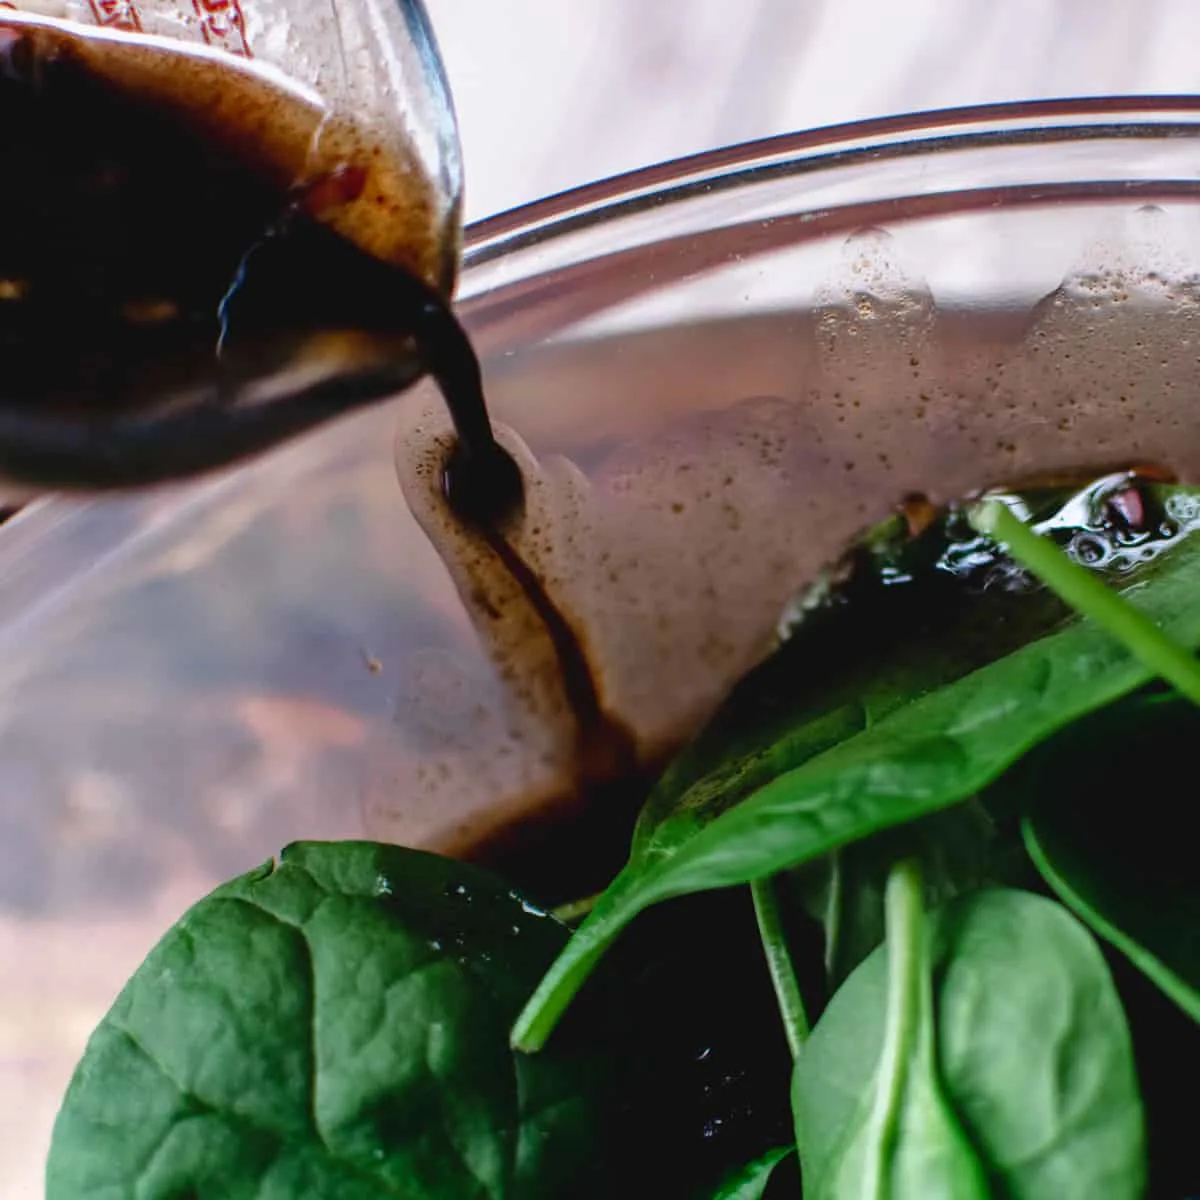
[805,225,945,485]
[1009,205,1200,483]
[936,471,1200,594]
[814,227,936,362]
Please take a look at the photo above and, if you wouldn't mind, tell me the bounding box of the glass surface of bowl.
[5,98,1200,1194]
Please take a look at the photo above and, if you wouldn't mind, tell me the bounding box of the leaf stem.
[969,498,1200,706]
[750,875,810,1058]
[823,849,845,980]
[550,892,602,924]
[859,858,926,1199]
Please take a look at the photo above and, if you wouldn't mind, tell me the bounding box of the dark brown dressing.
[2,23,313,418]
[0,17,499,488]
[441,412,646,900]
[0,16,624,881]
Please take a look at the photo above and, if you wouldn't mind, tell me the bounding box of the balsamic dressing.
[0,13,609,846]
[0,14,516,494]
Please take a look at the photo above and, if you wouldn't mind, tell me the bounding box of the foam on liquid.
[377,220,1200,859]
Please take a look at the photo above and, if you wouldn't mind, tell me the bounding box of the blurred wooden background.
[429,0,1200,222]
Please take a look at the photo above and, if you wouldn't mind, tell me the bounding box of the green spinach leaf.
[792,887,1145,1200]
[793,861,990,1200]
[49,842,609,1200]
[971,497,1200,705]
[633,482,1195,860]
[791,802,997,988]
[513,503,1200,1051]
[1016,694,1200,1023]
[708,1146,794,1200]
[638,487,1200,864]
[631,512,1073,861]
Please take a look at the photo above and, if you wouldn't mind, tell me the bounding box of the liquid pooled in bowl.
[381,230,1200,888]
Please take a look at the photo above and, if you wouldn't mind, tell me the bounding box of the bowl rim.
[6,96,1200,637]
[462,95,1200,268]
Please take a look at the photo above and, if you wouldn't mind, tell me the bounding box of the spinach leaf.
[632,481,1194,859]
[791,802,997,988]
[793,861,990,1200]
[971,497,1200,705]
[750,874,811,1063]
[513,493,1200,1051]
[49,842,609,1200]
[792,887,1145,1200]
[631,509,1075,860]
[638,486,1200,861]
[512,520,1200,1049]
[1017,693,1200,1023]
[708,1146,794,1200]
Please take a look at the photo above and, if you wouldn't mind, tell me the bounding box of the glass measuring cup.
[0,0,467,492]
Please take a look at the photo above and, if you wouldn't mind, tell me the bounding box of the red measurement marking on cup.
[191,0,252,57]
[87,0,144,32]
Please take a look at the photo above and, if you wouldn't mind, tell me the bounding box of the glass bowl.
[5,97,1200,1195]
